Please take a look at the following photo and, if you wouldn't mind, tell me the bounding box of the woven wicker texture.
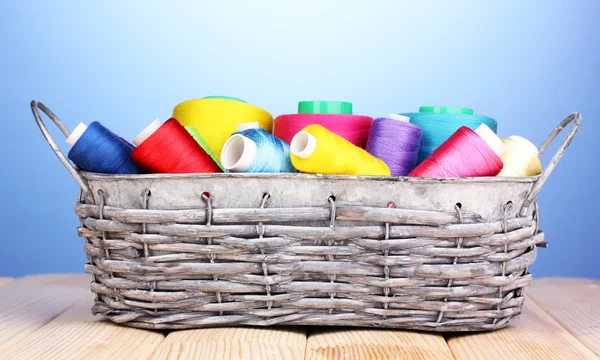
[78,191,542,332]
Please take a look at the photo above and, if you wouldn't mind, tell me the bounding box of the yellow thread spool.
[498,135,543,177]
[290,124,391,176]
[173,97,273,159]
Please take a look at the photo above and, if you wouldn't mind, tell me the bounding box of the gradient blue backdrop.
[1,1,598,277]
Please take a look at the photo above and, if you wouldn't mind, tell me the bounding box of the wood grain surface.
[528,278,600,357]
[14,273,92,289]
[305,328,454,360]
[0,274,599,360]
[447,299,599,360]
[0,299,164,360]
[0,283,89,353]
[150,327,307,360]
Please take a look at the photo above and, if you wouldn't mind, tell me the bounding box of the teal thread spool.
[401,106,498,163]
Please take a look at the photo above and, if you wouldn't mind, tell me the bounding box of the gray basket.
[31,101,581,332]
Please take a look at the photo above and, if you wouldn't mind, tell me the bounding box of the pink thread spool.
[409,124,505,178]
[273,114,373,148]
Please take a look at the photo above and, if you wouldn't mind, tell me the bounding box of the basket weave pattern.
[78,191,542,332]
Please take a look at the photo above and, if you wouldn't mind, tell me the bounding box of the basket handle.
[520,112,582,215]
[30,101,92,195]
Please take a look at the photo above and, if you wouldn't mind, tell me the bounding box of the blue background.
[1,1,598,278]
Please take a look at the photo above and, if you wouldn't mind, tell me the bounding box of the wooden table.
[0,275,598,359]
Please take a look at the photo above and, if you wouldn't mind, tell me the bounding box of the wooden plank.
[150,327,307,360]
[15,273,92,289]
[0,278,13,287]
[0,283,89,353]
[0,298,164,360]
[447,299,599,360]
[527,278,600,357]
[305,329,454,360]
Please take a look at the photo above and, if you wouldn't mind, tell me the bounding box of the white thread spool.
[508,135,539,157]
[498,135,542,177]
[133,119,163,146]
[65,123,88,147]
[474,123,505,157]
[290,131,317,159]
[220,122,260,172]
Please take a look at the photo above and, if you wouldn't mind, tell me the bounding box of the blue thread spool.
[221,122,295,173]
[401,107,498,163]
[66,122,140,174]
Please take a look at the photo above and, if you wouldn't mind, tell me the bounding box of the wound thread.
[290,124,390,176]
[409,126,504,178]
[366,116,422,176]
[221,127,295,173]
[402,107,498,163]
[173,97,273,159]
[67,121,140,174]
[274,113,372,149]
[498,136,543,177]
[130,118,221,174]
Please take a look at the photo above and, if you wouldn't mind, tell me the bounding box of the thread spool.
[402,106,498,163]
[274,115,372,149]
[409,124,505,178]
[366,115,423,177]
[221,122,295,173]
[66,122,140,174]
[290,124,390,176]
[173,96,272,159]
[274,100,372,148]
[130,118,221,174]
[498,136,542,177]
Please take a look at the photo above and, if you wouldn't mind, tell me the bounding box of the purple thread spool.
[366,115,423,176]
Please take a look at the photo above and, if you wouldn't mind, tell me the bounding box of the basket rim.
[80,171,539,184]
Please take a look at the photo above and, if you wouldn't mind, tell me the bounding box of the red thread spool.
[409,126,504,178]
[273,114,373,148]
[131,118,221,174]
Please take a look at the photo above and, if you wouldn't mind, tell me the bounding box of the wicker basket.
[31,101,581,332]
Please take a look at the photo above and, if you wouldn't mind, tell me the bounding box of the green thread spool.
[298,101,353,115]
[185,126,224,170]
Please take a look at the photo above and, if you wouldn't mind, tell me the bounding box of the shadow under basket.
[31,101,581,332]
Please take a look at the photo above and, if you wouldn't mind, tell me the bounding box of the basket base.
[90,295,523,333]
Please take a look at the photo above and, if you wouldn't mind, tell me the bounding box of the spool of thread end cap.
[475,123,505,157]
[298,101,352,115]
[419,106,474,115]
[133,119,163,146]
[221,133,257,172]
[290,131,317,159]
[66,123,88,146]
[387,114,410,122]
